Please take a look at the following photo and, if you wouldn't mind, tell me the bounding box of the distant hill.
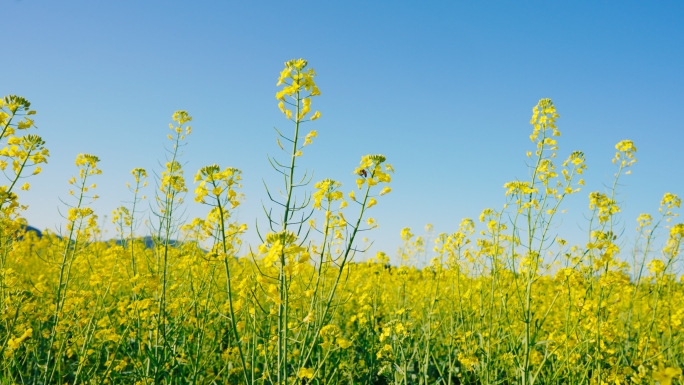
[15,225,45,240]
[19,225,178,248]
[24,225,43,238]
[115,236,180,249]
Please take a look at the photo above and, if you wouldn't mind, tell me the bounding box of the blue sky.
[4,1,683,263]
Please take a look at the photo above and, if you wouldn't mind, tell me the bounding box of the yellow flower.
[337,338,352,349]
[653,367,682,385]
[276,67,291,86]
[661,192,682,209]
[298,367,315,379]
[275,59,321,122]
[401,227,413,241]
[303,130,317,146]
[613,139,637,167]
[75,153,100,168]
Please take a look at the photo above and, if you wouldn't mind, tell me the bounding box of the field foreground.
[1,61,683,384]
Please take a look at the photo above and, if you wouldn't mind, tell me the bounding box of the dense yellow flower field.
[1,60,682,384]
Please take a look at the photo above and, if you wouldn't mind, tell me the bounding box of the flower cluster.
[276,59,321,122]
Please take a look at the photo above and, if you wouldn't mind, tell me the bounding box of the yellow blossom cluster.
[275,59,321,122]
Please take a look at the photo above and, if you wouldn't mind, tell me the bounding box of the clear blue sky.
[5,1,683,263]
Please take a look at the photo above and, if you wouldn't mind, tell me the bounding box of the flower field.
[1,59,683,384]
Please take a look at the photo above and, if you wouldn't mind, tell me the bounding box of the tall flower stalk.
[194,165,249,383]
[260,59,392,384]
[0,95,48,339]
[149,111,191,381]
[262,59,321,384]
[44,153,101,384]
